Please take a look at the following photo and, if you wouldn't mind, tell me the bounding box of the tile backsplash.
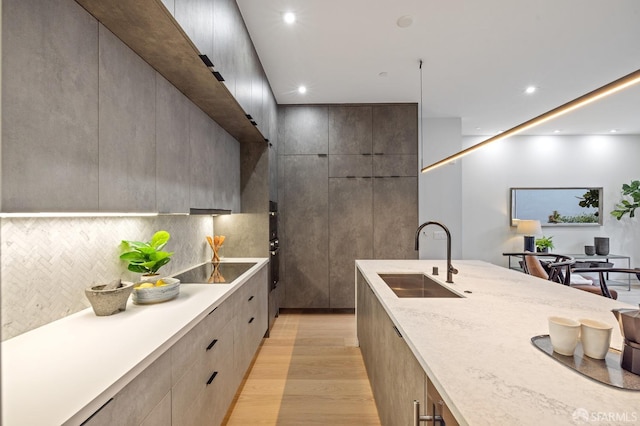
[1,215,213,340]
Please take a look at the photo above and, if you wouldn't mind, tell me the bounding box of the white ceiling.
[236,0,640,136]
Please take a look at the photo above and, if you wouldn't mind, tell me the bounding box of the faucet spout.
[415,221,458,283]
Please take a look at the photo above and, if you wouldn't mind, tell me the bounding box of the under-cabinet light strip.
[0,212,167,218]
[421,68,640,173]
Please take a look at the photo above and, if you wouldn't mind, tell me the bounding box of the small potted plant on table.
[535,235,554,253]
[120,230,180,304]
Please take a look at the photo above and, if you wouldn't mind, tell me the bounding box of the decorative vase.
[584,245,596,256]
[594,237,610,256]
[85,282,134,316]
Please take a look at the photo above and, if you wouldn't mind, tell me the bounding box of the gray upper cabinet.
[98,25,156,212]
[329,106,372,154]
[156,74,191,214]
[234,24,254,116]
[283,106,329,155]
[174,0,214,58]
[212,0,239,97]
[373,154,418,177]
[212,128,241,212]
[372,104,418,155]
[189,105,217,210]
[1,0,99,212]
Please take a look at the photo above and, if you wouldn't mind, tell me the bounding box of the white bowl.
[132,277,180,305]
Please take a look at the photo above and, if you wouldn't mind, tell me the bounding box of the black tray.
[531,335,640,390]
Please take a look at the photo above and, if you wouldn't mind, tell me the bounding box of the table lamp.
[516,220,542,252]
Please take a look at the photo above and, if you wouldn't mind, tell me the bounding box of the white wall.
[460,134,640,268]
[418,118,463,259]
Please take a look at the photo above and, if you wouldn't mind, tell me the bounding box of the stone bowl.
[132,277,180,305]
[85,282,134,316]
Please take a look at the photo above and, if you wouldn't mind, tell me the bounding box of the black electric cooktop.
[173,262,256,284]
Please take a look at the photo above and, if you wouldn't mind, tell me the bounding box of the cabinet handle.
[248,317,255,324]
[206,339,218,351]
[81,398,114,425]
[208,306,218,316]
[248,295,254,301]
[317,154,328,157]
[206,371,218,386]
[413,400,445,426]
[361,153,372,156]
[346,175,356,179]
[393,325,403,338]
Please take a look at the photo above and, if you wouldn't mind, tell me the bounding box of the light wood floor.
[224,312,381,425]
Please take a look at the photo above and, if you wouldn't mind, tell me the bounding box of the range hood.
[189,208,232,215]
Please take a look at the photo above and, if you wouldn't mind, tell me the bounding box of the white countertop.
[1,258,268,426]
[356,259,639,426]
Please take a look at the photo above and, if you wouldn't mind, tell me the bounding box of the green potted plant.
[535,235,554,253]
[611,180,640,220]
[120,230,174,277]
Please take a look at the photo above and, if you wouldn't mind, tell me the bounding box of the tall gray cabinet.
[280,104,418,309]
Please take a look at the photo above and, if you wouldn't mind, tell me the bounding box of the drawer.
[172,323,233,426]
[373,154,417,177]
[329,155,372,177]
[171,299,232,384]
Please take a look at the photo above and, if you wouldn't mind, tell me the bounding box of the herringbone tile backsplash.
[1,216,213,340]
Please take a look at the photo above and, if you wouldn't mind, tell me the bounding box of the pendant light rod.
[421,68,640,173]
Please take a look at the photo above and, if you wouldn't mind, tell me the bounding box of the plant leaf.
[120,251,144,261]
[150,231,170,249]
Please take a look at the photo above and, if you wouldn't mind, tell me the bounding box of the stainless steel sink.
[378,273,463,298]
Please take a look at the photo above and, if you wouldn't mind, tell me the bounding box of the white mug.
[579,318,613,359]
[548,316,581,356]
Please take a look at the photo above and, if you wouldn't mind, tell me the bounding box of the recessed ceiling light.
[298,85,307,94]
[397,15,413,28]
[553,129,561,133]
[525,86,537,94]
[283,12,296,24]
[610,129,618,133]
[378,72,388,77]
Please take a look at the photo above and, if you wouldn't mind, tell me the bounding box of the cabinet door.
[372,104,418,155]
[234,23,253,115]
[1,0,99,212]
[427,377,460,426]
[373,154,418,177]
[83,352,172,426]
[156,74,191,213]
[212,127,241,212]
[357,273,425,426]
[98,25,157,212]
[282,155,329,308]
[373,177,418,260]
[283,106,329,155]
[174,0,214,58]
[189,105,216,209]
[140,392,171,426]
[234,266,268,382]
[328,106,372,155]
[329,155,372,178]
[212,0,239,96]
[329,178,373,308]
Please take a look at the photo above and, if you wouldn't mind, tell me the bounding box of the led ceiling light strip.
[421,68,640,173]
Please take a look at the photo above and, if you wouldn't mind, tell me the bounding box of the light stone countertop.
[1,258,268,426]
[356,259,639,426]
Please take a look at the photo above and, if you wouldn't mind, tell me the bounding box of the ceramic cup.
[548,316,581,356]
[579,318,613,359]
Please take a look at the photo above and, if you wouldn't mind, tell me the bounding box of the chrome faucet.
[415,221,458,283]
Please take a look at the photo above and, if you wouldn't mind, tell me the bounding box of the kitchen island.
[2,258,268,426]
[356,259,638,425]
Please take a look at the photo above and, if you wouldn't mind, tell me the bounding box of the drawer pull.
[248,295,254,301]
[208,306,217,316]
[248,317,255,324]
[393,325,403,338]
[206,371,218,386]
[206,339,218,351]
[81,398,113,425]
